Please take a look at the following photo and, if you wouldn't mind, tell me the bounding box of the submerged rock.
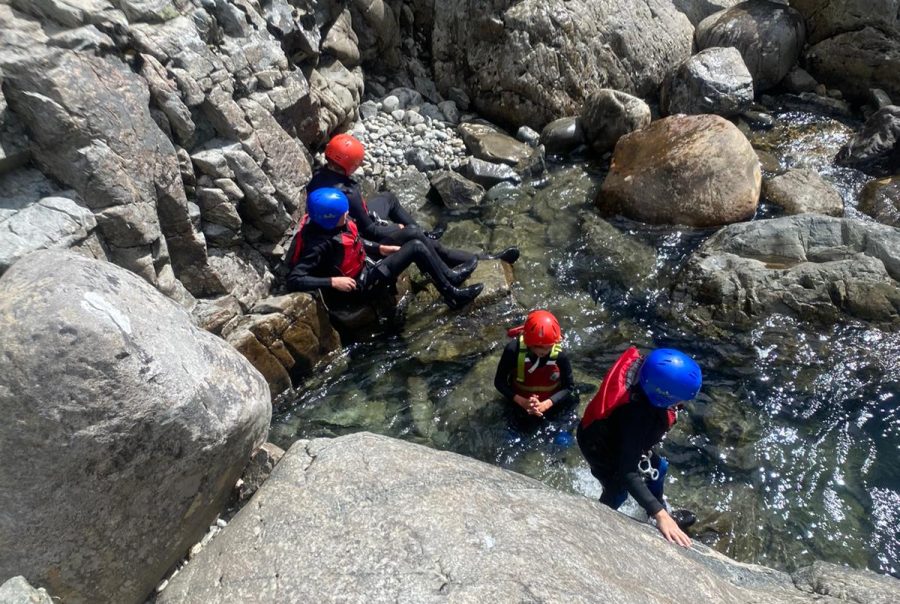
[0,251,270,604]
[598,114,761,227]
[156,433,900,603]
[672,215,900,329]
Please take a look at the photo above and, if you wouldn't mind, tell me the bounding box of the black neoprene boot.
[446,257,478,286]
[444,283,484,310]
[670,509,697,530]
[480,247,519,264]
[424,226,445,240]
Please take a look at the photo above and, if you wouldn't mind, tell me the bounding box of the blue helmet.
[638,348,702,408]
[307,187,348,229]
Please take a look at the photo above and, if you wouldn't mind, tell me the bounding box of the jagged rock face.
[805,28,900,104]
[0,1,356,312]
[2,48,221,300]
[0,251,270,604]
[432,0,693,129]
[671,0,742,25]
[598,115,761,227]
[790,0,900,45]
[696,0,806,92]
[671,215,900,328]
[156,433,900,603]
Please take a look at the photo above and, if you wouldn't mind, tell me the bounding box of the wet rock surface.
[859,176,900,227]
[763,168,844,216]
[156,433,900,604]
[0,251,270,604]
[672,215,900,328]
[836,106,900,177]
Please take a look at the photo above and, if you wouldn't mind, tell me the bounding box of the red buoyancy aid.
[289,215,366,279]
[580,347,676,429]
[512,335,563,397]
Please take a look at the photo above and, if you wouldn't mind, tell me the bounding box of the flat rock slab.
[157,433,899,604]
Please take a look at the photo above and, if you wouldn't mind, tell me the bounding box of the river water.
[272,108,900,578]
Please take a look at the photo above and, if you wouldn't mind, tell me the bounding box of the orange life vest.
[581,347,676,429]
[512,335,563,397]
[289,215,366,279]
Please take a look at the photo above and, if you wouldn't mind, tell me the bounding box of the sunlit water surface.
[272,110,899,577]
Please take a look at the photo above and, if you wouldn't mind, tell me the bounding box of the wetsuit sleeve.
[493,339,519,401]
[549,351,575,405]
[615,407,667,516]
[345,182,376,233]
[286,240,334,291]
[362,237,381,257]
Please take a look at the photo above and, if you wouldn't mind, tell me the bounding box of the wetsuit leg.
[646,453,669,503]
[598,480,628,510]
[363,240,450,291]
[367,192,420,227]
[576,422,627,508]
[377,224,476,268]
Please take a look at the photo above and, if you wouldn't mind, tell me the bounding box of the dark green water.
[272,110,900,577]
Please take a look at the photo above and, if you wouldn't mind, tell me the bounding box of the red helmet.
[522,310,561,347]
[325,133,365,174]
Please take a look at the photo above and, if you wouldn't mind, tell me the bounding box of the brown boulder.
[598,115,761,227]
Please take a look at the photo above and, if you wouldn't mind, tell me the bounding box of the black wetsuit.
[308,167,474,266]
[576,387,671,515]
[285,219,456,308]
[494,338,577,433]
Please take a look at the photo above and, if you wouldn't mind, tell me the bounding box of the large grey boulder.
[598,114,761,227]
[0,251,271,604]
[432,0,693,128]
[157,433,900,603]
[663,47,754,117]
[696,1,805,92]
[763,168,844,216]
[580,89,651,154]
[790,0,900,45]
[804,27,900,104]
[836,106,900,177]
[671,215,900,328]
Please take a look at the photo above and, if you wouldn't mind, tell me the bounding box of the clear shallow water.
[272,110,900,577]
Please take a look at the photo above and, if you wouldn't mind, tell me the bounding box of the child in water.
[577,347,702,547]
[494,310,576,424]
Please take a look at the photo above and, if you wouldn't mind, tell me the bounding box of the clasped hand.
[515,394,552,417]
